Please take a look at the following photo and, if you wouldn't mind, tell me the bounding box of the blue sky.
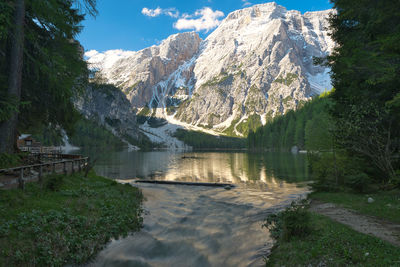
[78,0,333,53]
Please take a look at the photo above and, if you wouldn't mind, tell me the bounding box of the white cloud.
[164,8,180,18]
[142,7,179,18]
[173,7,224,32]
[142,7,162,17]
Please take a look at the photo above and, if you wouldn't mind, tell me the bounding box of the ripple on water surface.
[86,151,310,267]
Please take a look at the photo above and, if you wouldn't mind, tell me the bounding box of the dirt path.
[310,200,400,247]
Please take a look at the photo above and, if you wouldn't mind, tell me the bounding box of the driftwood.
[134,179,235,188]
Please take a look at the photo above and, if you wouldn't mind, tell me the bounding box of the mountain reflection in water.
[83,150,310,267]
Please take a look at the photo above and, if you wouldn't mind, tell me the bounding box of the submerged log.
[134,179,235,188]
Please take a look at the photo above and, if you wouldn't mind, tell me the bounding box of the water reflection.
[81,149,311,267]
[82,149,310,186]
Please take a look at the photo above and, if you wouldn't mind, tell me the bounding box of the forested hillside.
[174,129,246,149]
[247,91,333,151]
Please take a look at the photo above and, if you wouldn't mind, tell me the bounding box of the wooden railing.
[25,152,82,162]
[0,156,88,189]
[19,146,62,154]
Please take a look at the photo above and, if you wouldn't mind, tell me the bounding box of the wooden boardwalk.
[0,153,88,189]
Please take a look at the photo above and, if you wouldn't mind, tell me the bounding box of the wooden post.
[71,160,74,174]
[63,161,67,175]
[52,162,56,173]
[18,167,24,189]
[39,165,43,183]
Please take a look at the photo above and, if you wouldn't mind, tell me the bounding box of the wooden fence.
[19,146,62,154]
[0,155,88,189]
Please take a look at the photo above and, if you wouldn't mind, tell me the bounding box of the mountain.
[74,83,140,148]
[85,2,334,145]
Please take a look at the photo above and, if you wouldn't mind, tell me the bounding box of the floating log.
[134,179,235,188]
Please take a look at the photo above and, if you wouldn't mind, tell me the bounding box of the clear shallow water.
[83,150,311,267]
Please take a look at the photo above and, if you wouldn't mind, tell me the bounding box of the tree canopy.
[327,0,400,179]
[0,0,97,152]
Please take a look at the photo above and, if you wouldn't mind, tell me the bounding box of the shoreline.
[265,190,400,266]
[0,171,143,266]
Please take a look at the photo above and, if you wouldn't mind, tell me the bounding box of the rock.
[224,185,232,190]
[367,197,374,203]
[84,3,335,137]
[74,83,139,142]
[291,146,299,154]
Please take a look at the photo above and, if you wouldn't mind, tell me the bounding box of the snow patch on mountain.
[85,2,335,147]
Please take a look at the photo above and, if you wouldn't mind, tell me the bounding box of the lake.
[83,150,311,267]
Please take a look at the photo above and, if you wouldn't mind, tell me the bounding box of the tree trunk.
[0,0,25,154]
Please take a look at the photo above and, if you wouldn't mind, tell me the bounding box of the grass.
[266,212,400,266]
[0,171,143,266]
[310,190,400,223]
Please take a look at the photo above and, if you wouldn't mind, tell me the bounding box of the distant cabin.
[17,134,41,151]
[17,134,61,154]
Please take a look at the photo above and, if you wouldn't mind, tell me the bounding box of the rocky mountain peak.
[224,2,286,22]
[85,3,335,145]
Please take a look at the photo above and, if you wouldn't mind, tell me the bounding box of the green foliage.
[308,150,379,193]
[105,117,121,128]
[147,117,168,128]
[0,153,22,169]
[327,0,400,181]
[31,124,64,146]
[311,190,400,224]
[203,72,232,87]
[174,99,191,121]
[137,106,151,117]
[0,94,19,122]
[166,105,177,115]
[345,173,371,193]
[273,73,298,86]
[0,171,143,266]
[222,118,241,137]
[122,132,159,150]
[69,117,124,148]
[308,153,341,191]
[263,200,311,242]
[0,0,98,145]
[248,94,334,151]
[123,80,142,95]
[334,102,398,181]
[265,212,400,266]
[90,83,121,101]
[44,174,64,192]
[304,112,334,151]
[235,114,262,137]
[173,129,246,149]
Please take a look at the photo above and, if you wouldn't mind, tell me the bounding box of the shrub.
[345,173,371,193]
[0,153,22,169]
[263,200,311,242]
[308,153,341,192]
[44,175,64,191]
[308,151,371,192]
[390,170,400,188]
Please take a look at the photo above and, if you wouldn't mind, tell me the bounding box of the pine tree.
[0,0,97,153]
[327,0,400,179]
